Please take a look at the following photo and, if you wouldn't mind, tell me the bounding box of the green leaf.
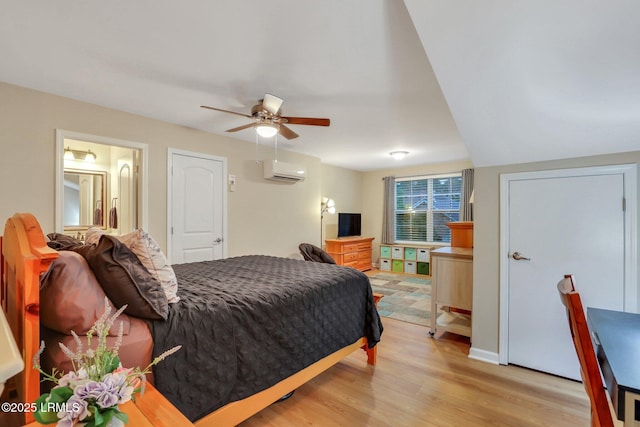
[33,393,58,424]
[49,386,73,402]
[114,410,129,423]
[93,407,104,425]
[105,355,121,373]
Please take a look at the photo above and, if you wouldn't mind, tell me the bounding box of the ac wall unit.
[263,160,306,182]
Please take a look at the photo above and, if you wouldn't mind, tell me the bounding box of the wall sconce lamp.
[64,147,97,162]
[390,151,409,160]
[256,123,279,138]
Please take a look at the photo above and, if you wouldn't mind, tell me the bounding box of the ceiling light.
[390,151,409,160]
[256,123,279,138]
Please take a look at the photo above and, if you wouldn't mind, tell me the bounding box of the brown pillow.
[79,235,168,320]
[40,251,131,336]
[46,233,84,251]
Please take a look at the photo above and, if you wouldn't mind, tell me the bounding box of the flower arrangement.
[33,298,181,427]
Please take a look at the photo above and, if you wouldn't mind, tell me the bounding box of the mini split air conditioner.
[263,160,306,182]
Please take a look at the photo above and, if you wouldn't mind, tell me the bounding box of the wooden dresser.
[325,237,374,272]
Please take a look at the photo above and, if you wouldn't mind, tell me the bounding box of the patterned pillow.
[84,227,179,303]
[117,229,180,303]
[85,227,104,245]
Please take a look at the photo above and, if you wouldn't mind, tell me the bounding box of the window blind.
[395,173,462,243]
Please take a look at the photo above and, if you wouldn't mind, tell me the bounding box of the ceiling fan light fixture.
[256,123,279,138]
[390,151,409,160]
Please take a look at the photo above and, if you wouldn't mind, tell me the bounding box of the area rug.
[368,272,432,327]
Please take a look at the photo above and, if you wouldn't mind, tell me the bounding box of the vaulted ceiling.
[1,1,638,170]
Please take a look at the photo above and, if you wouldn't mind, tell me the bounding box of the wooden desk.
[587,307,640,426]
[24,383,193,426]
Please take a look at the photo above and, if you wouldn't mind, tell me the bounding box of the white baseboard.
[468,347,500,365]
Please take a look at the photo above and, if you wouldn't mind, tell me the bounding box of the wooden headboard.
[1,213,58,423]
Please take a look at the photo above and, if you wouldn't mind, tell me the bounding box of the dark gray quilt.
[151,255,383,421]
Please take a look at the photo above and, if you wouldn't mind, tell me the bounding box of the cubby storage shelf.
[379,244,434,275]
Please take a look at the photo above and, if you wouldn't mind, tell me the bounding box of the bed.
[0,213,383,426]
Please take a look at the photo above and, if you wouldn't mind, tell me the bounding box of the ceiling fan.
[201,94,330,140]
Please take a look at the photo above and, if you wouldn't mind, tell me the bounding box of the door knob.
[512,252,531,261]
[213,237,223,245]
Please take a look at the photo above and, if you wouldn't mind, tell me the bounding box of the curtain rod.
[381,169,468,180]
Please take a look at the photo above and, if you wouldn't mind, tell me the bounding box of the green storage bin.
[404,247,417,261]
[380,245,391,259]
[417,262,430,275]
[392,259,404,273]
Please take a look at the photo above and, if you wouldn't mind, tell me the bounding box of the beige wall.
[320,163,363,244]
[0,82,321,258]
[472,151,640,358]
[362,160,474,265]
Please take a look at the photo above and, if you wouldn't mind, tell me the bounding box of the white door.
[169,151,226,264]
[500,165,636,380]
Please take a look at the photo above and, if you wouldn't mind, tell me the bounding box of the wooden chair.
[557,275,614,427]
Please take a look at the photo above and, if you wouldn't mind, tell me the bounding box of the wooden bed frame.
[1,213,377,426]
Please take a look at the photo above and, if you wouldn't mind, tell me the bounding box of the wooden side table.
[429,247,473,338]
[23,383,193,427]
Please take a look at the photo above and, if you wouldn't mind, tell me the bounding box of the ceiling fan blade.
[262,94,283,115]
[226,123,256,133]
[278,124,299,140]
[281,116,331,127]
[201,105,253,118]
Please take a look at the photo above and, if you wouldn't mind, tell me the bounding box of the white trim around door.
[498,164,637,365]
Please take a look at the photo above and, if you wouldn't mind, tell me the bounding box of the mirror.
[55,130,148,235]
[63,169,107,229]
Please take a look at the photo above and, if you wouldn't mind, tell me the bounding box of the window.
[395,173,462,243]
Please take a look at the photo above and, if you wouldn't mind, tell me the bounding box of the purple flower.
[74,380,103,400]
[57,394,89,425]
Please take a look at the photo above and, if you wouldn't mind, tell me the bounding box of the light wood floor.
[240,317,592,427]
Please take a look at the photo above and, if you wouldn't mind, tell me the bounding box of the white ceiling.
[1,1,639,170]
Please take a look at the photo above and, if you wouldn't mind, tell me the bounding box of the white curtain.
[381,176,395,244]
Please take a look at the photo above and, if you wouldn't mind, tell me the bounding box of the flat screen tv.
[338,213,362,238]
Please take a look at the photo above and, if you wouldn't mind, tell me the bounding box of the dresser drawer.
[358,250,372,260]
[344,252,358,262]
[343,243,360,253]
[358,241,372,250]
